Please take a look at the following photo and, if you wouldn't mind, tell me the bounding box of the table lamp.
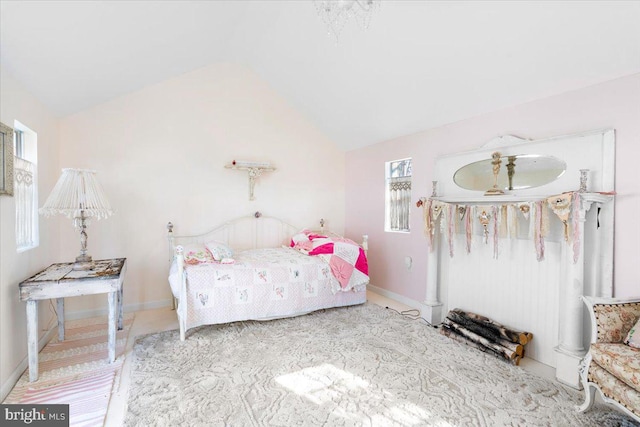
[40,168,113,270]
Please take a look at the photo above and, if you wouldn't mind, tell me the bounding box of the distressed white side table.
[19,258,126,382]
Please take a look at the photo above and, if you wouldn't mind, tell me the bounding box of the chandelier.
[314,0,381,42]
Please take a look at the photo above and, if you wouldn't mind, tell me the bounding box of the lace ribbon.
[572,192,581,264]
[447,204,455,258]
[534,201,545,261]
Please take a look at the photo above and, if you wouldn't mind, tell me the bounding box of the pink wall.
[346,73,640,302]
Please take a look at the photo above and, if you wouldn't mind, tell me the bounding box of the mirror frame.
[453,153,567,192]
[433,129,615,198]
[0,122,15,196]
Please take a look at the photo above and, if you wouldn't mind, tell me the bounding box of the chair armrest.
[583,296,640,344]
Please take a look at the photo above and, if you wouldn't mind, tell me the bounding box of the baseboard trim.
[367,284,426,313]
[65,299,173,321]
[1,325,56,402]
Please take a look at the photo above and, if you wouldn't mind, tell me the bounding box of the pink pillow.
[624,318,640,349]
[307,233,327,240]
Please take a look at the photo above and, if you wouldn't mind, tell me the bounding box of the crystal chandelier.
[314,0,381,42]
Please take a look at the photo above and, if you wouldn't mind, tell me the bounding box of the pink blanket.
[291,231,369,291]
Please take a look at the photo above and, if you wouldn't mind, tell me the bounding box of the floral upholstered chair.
[578,296,640,423]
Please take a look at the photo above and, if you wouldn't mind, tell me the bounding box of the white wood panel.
[446,237,561,366]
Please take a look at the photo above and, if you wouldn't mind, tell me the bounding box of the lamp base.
[73,255,94,271]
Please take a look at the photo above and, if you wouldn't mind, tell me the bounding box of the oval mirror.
[454,154,566,192]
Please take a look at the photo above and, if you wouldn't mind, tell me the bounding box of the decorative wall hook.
[225,161,276,201]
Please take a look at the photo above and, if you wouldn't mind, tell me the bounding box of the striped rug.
[3,314,133,427]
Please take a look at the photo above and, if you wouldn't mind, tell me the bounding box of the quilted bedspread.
[168,247,367,331]
[291,231,369,291]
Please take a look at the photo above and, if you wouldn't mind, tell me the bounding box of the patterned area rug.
[125,304,635,426]
[4,314,133,427]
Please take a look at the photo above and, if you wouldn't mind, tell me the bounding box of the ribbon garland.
[465,205,473,254]
[478,209,491,244]
[534,201,545,261]
[425,198,434,251]
[447,204,455,258]
[421,192,587,262]
[547,192,573,242]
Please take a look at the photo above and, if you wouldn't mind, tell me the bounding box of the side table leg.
[117,285,123,330]
[108,291,116,363]
[57,298,65,341]
[26,300,38,382]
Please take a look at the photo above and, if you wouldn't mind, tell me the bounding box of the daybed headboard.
[167,212,302,256]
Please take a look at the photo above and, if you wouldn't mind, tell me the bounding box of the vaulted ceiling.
[1,1,639,150]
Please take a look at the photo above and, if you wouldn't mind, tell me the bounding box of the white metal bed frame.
[167,211,368,340]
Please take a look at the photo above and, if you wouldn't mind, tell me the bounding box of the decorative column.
[554,195,605,389]
[423,227,443,324]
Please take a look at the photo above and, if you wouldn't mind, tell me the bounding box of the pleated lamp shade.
[40,168,113,219]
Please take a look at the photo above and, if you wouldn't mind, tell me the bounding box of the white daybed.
[167,212,369,340]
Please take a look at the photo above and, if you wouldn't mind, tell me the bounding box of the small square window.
[385,158,412,232]
[14,122,39,252]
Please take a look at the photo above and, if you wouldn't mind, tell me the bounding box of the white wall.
[58,63,346,315]
[0,67,61,399]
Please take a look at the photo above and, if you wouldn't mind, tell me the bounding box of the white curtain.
[15,157,35,250]
[389,177,411,231]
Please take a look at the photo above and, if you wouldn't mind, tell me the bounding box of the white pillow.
[182,244,215,265]
[624,317,640,349]
[290,232,310,247]
[205,241,234,261]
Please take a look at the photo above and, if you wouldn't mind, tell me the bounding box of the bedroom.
[1,1,639,426]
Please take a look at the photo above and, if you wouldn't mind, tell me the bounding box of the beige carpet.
[125,304,636,426]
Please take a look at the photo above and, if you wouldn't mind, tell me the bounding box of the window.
[14,122,38,252]
[15,129,25,158]
[385,158,412,232]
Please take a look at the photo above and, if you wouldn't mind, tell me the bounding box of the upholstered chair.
[578,296,640,423]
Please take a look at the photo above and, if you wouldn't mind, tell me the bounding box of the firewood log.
[447,309,533,345]
[442,318,518,361]
[496,338,524,357]
[441,325,520,365]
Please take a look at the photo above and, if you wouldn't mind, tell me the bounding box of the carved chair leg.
[577,383,596,413]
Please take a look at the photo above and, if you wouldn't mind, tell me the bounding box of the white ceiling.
[1,1,639,151]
